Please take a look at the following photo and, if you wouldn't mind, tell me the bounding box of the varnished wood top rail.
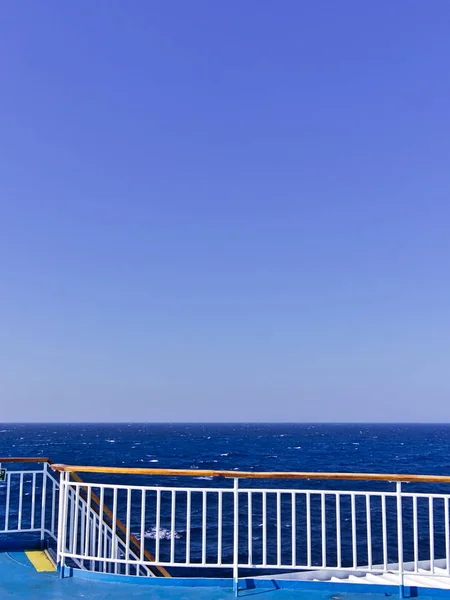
[50,464,450,483]
[0,457,53,464]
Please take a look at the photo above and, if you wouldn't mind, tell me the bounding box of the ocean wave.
[135,527,182,540]
[149,459,158,463]
[195,476,214,480]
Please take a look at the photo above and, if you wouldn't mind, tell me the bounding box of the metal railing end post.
[233,477,239,596]
[396,481,404,598]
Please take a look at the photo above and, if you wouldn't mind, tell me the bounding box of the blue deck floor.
[1,552,232,599]
[1,551,448,600]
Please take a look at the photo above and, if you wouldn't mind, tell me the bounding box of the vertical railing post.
[4,467,10,532]
[40,462,48,547]
[57,471,69,576]
[233,478,239,596]
[56,471,64,566]
[396,481,404,599]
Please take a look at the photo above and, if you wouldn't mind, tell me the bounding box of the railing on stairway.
[0,458,162,576]
[51,464,450,592]
[59,471,169,577]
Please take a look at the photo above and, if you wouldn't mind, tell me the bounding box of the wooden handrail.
[51,465,450,483]
[0,457,53,464]
[69,472,170,578]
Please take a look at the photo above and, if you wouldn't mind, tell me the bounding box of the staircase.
[257,559,450,589]
[327,567,450,589]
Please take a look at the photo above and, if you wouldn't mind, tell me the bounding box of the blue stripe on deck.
[1,552,450,599]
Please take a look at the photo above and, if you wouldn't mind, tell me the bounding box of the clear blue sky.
[1,1,449,422]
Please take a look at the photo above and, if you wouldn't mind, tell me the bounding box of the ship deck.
[1,550,449,600]
[3,459,450,598]
[0,551,229,600]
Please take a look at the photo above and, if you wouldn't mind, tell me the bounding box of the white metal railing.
[0,461,59,545]
[3,461,450,592]
[0,460,159,576]
[55,471,450,590]
[59,475,154,576]
[59,475,235,573]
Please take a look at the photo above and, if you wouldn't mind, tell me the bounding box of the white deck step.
[418,567,449,575]
[405,574,450,589]
[347,575,372,584]
[328,576,366,584]
[364,573,399,585]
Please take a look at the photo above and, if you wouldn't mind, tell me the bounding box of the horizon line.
[1,421,449,426]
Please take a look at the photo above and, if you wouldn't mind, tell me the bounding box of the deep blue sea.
[1,423,450,575]
[1,422,450,475]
